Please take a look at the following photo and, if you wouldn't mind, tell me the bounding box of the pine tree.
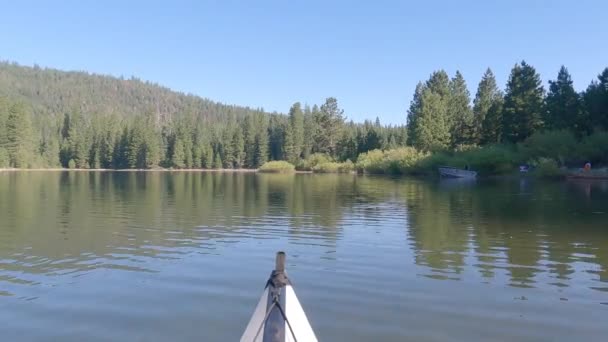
[232,128,245,168]
[171,137,186,168]
[289,102,304,160]
[502,61,545,143]
[408,71,451,151]
[315,97,345,157]
[302,105,316,158]
[449,71,474,146]
[63,111,92,168]
[407,82,425,146]
[582,68,608,131]
[284,124,295,163]
[545,66,583,132]
[213,151,223,169]
[243,115,256,168]
[5,103,35,168]
[413,88,451,151]
[481,96,504,144]
[473,68,502,144]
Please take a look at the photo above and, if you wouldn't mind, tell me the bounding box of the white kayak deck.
[241,252,318,342]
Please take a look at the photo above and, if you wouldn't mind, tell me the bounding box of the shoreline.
[0,168,316,174]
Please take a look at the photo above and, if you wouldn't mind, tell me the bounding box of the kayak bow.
[240,252,318,342]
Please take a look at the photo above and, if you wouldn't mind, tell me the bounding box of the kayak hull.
[241,253,317,342]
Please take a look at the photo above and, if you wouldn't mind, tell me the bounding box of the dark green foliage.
[449,71,474,146]
[413,88,450,151]
[520,130,577,165]
[473,69,502,144]
[407,82,425,146]
[480,98,504,144]
[582,68,608,132]
[314,97,345,157]
[407,72,452,151]
[501,61,545,143]
[545,66,583,133]
[284,102,304,163]
[5,103,35,168]
[213,152,223,169]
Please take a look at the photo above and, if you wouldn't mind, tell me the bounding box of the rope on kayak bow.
[251,294,298,342]
[252,251,298,342]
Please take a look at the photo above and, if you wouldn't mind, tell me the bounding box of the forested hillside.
[0,62,407,169]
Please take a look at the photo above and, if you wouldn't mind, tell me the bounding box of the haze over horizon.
[1,0,606,124]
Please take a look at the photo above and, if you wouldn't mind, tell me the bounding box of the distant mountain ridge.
[0,60,264,123]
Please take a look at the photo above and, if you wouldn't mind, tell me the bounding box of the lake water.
[0,172,607,341]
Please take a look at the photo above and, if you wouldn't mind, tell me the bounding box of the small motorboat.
[438,166,477,179]
[241,252,318,342]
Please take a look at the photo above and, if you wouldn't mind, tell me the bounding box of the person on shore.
[584,162,591,172]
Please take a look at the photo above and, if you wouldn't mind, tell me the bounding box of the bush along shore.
[256,130,608,179]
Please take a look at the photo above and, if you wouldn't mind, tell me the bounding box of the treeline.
[407,62,608,150]
[0,62,406,169]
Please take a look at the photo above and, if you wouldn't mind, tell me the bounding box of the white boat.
[438,166,477,179]
[241,252,318,342]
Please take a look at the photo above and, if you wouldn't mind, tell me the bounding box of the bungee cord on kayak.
[241,252,317,342]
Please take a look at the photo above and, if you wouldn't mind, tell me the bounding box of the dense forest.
[1,61,607,171]
[406,61,608,151]
[0,62,406,169]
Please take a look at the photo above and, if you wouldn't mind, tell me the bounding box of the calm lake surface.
[1,172,607,341]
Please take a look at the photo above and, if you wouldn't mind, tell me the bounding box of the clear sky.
[1,0,606,124]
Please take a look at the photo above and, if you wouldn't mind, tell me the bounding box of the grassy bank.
[258,161,296,173]
[355,131,608,178]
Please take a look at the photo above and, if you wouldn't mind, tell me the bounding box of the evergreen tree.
[5,103,35,168]
[302,105,316,158]
[63,111,91,168]
[202,144,214,168]
[171,137,186,168]
[254,113,269,167]
[408,71,451,150]
[315,97,345,157]
[213,151,223,169]
[407,82,425,146]
[481,96,504,144]
[448,71,474,146]
[545,66,583,132]
[582,68,608,131]
[473,68,501,144]
[221,127,234,168]
[243,115,256,168]
[290,102,304,160]
[413,88,451,151]
[232,128,245,168]
[284,124,295,163]
[502,61,545,143]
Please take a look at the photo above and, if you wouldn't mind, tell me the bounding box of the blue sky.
[1,0,606,124]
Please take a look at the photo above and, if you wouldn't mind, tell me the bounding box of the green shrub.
[459,145,518,175]
[296,153,333,171]
[579,131,608,164]
[312,162,340,173]
[356,147,428,174]
[356,149,387,174]
[520,130,577,165]
[68,159,76,169]
[338,159,355,173]
[258,160,296,173]
[412,152,450,175]
[313,160,355,173]
[532,158,565,179]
